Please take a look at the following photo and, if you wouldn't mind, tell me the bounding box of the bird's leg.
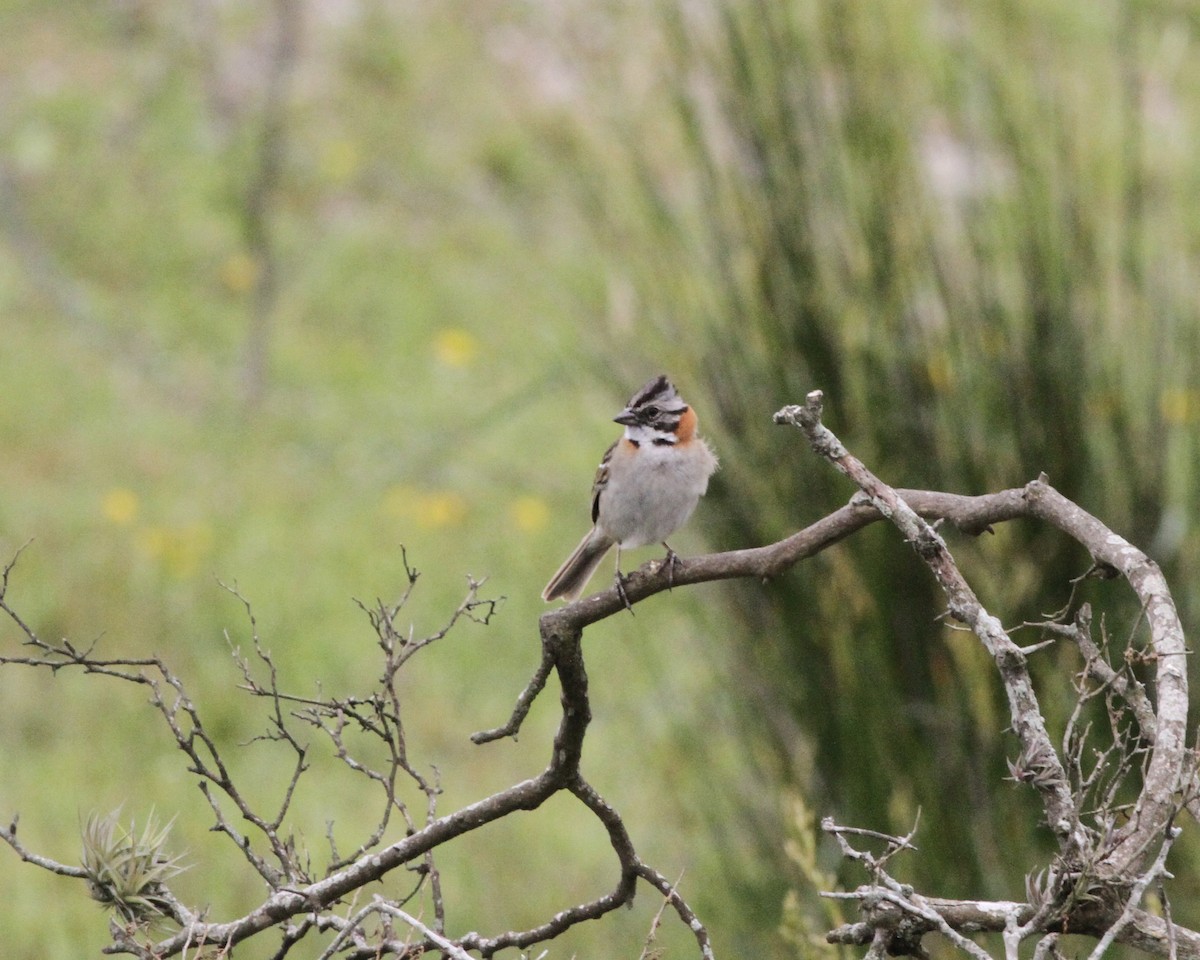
[660,542,681,590]
[612,544,634,614]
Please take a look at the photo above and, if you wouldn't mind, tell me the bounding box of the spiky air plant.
[80,809,188,925]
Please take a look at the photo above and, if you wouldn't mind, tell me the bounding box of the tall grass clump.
[579,0,1200,917]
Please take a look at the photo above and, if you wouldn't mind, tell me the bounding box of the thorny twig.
[637,870,685,960]
[0,545,713,959]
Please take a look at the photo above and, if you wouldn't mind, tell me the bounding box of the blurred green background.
[2,1,1200,958]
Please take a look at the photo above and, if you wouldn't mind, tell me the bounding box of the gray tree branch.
[2,390,1195,960]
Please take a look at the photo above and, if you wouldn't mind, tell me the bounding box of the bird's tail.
[541,528,615,603]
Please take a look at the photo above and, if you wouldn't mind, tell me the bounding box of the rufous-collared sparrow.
[542,374,718,604]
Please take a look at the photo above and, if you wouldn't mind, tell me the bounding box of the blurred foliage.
[779,792,850,960]
[0,1,763,957]
[566,0,1200,935]
[4,0,1200,958]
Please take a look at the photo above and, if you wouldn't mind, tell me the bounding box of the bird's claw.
[613,571,634,614]
[661,545,681,591]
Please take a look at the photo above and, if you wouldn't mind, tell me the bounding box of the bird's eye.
[642,405,659,417]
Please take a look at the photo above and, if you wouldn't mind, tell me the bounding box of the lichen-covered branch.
[776,392,1089,857]
[772,390,1193,960]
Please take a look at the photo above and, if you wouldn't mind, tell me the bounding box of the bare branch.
[824,886,998,960]
[0,815,90,879]
[1022,483,1189,877]
[635,862,716,960]
[371,898,473,960]
[470,644,554,743]
[4,388,1196,960]
[638,870,685,960]
[778,392,1088,858]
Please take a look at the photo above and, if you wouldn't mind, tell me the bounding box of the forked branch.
[1,390,1195,960]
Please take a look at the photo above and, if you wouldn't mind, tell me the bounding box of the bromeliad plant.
[81,809,189,925]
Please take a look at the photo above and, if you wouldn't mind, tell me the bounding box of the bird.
[542,374,718,605]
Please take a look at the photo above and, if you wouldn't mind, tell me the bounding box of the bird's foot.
[660,544,681,590]
[612,570,635,614]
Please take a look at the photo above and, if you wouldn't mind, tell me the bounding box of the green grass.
[8,0,1200,957]
[567,0,1200,935]
[0,3,774,958]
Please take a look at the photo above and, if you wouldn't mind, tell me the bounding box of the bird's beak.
[613,407,639,426]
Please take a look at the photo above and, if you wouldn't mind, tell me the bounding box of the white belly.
[599,441,717,548]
